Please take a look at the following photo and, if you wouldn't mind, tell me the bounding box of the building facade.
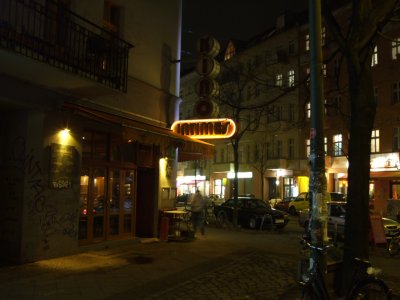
[180,8,400,219]
[0,0,212,263]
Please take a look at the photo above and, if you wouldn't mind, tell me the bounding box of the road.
[0,216,398,299]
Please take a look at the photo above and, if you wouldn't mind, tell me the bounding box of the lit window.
[324,137,328,155]
[306,102,311,119]
[333,134,343,156]
[371,45,378,67]
[371,130,380,153]
[305,34,310,51]
[306,139,310,157]
[276,73,283,86]
[306,67,310,86]
[224,42,236,61]
[322,64,327,77]
[322,26,326,46]
[288,70,295,87]
[392,37,400,60]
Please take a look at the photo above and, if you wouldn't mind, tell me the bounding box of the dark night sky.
[181,0,308,73]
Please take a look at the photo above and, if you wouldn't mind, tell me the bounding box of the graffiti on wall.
[8,136,77,251]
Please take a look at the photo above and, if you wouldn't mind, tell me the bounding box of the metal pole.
[308,0,328,273]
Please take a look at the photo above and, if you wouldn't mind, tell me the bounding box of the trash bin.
[159,216,169,241]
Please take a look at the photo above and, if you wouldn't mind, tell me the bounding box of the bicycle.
[296,237,392,299]
[388,232,400,256]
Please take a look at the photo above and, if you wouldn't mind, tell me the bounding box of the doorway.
[136,167,157,237]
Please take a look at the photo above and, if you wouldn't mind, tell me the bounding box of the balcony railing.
[0,0,133,92]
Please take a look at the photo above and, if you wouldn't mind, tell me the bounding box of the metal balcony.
[0,0,133,92]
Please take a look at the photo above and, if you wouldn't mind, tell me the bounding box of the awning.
[64,102,214,161]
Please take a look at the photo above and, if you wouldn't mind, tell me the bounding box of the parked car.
[298,201,400,240]
[175,194,191,208]
[285,193,310,215]
[213,197,289,230]
[285,192,346,215]
[273,196,296,212]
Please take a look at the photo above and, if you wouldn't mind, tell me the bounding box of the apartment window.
[288,138,295,159]
[288,70,295,87]
[334,58,340,75]
[247,85,252,99]
[265,142,270,159]
[394,127,400,151]
[276,73,283,87]
[306,28,325,49]
[324,99,327,115]
[267,105,281,123]
[306,139,311,157]
[104,1,121,34]
[392,38,400,60]
[371,45,378,67]
[276,140,282,158]
[220,148,225,162]
[373,86,378,103]
[393,82,400,104]
[324,137,328,155]
[254,144,260,161]
[306,102,311,119]
[224,42,236,60]
[371,130,380,153]
[288,103,295,121]
[289,40,295,54]
[333,96,341,116]
[333,134,343,156]
[322,64,327,77]
[306,67,310,86]
[255,83,260,97]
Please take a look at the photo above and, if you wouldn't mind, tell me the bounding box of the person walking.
[190,190,206,237]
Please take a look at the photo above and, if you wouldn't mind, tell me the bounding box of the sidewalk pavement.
[0,227,398,299]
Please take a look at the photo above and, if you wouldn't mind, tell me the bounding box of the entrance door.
[136,167,156,237]
[79,168,136,244]
[268,178,277,200]
[79,167,106,242]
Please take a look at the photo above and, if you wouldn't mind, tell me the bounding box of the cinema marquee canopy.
[171,118,236,139]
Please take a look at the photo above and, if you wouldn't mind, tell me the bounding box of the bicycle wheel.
[388,236,400,256]
[348,277,391,300]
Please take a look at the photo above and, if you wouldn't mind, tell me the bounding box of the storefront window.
[93,169,106,239]
[283,177,295,197]
[391,180,400,199]
[214,179,225,198]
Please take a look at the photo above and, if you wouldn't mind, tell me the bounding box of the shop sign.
[370,152,400,171]
[49,143,76,189]
[171,118,236,139]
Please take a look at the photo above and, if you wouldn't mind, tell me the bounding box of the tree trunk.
[232,139,239,227]
[341,51,376,294]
